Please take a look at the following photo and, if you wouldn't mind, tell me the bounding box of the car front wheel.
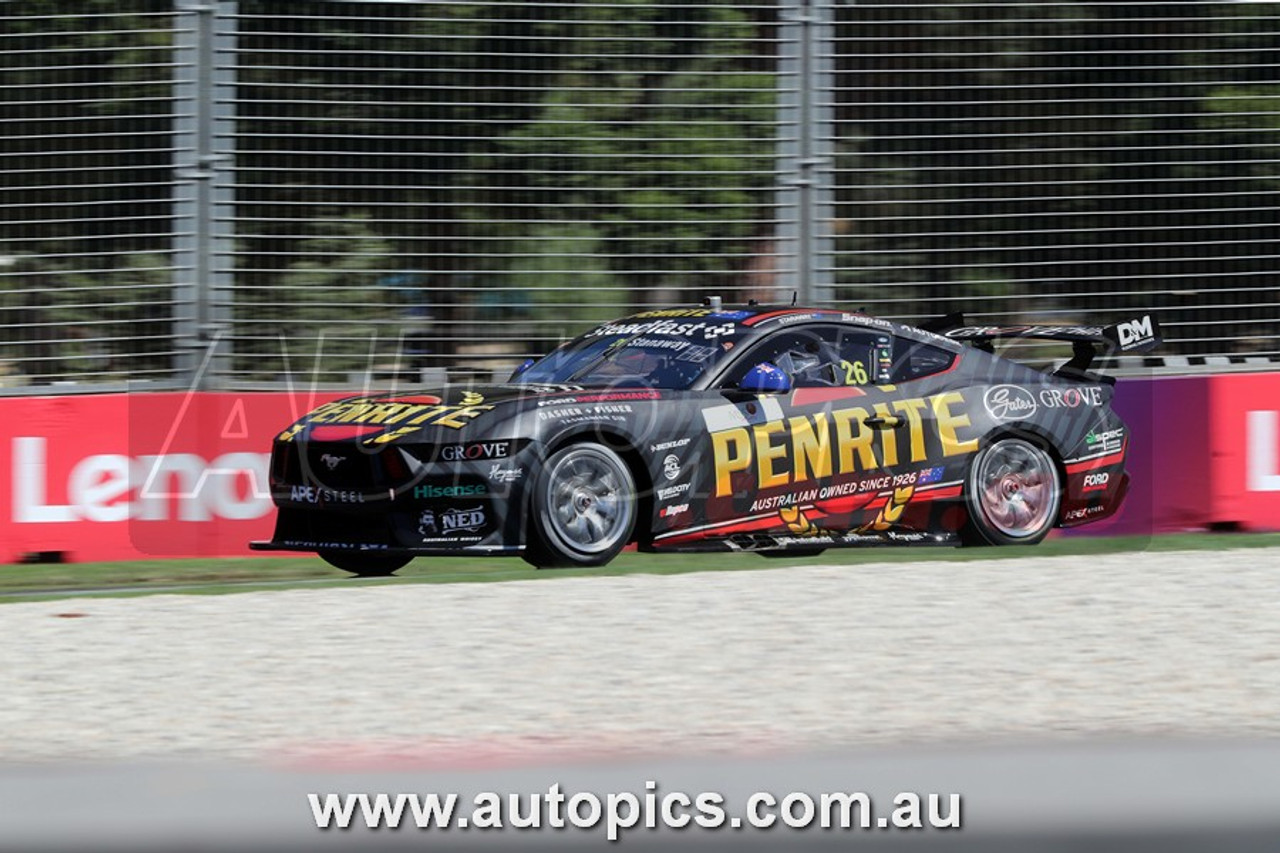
[525,443,637,569]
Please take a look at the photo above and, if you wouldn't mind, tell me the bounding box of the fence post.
[173,2,235,390]
[777,0,835,307]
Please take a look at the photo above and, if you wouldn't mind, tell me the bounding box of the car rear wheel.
[963,437,1061,546]
[319,550,412,577]
[524,443,637,569]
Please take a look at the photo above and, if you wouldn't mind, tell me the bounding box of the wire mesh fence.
[0,1,1277,392]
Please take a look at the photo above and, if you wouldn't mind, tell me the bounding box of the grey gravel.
[3,548,1279,763]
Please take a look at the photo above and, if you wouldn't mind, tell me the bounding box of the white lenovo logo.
[1248,411,1280,492]
[11,437,272,523]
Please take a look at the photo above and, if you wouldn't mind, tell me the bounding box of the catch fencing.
[1,1,1278,393]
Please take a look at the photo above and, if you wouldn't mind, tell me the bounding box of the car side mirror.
[739,362,791,394]
[508,358,535,381]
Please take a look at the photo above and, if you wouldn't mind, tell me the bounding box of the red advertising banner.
[1,392,342,563]
[1208,372,1280,531]
[2,375,1276,563]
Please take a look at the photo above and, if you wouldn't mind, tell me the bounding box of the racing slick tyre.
[524,443,638,569]
[962,437,1062,547]
[319,550,412,577]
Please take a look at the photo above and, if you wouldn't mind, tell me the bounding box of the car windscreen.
[516,334,730,389]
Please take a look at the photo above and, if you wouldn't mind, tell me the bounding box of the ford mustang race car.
[251,300,1160,575]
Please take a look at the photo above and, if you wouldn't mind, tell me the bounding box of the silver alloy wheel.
[543,445,635,556]
[972,438,1059,539]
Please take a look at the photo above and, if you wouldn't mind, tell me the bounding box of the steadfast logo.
[1247,410,1280,492]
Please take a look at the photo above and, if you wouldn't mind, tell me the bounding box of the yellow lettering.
[434,405,494,429]
[833,406,878,473]
[754,421,790,491]
[711,428,752,497]
[931,391,979,456]
[892,398,929,463]
[404,405,451,427]
[790,413,832,483]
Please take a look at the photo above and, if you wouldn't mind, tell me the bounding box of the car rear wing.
[920,312,1162,379]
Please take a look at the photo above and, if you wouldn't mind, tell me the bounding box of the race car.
[251,300,1160,575]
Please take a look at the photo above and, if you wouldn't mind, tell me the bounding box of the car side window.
[890,337,956,383]
[720,327,844,388]
[836,329,893,386]
[721,326,891,388]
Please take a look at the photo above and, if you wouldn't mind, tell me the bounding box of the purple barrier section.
[1066,375,1211,537]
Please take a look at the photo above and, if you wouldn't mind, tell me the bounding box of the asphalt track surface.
[3,546,1279,850]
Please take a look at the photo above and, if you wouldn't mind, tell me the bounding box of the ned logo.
[1117,315,1154,349]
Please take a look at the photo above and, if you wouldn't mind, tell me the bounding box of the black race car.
[251,301,1160,575]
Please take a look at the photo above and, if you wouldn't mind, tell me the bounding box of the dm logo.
[1117,315,1154,349]
[983,385,1037,422]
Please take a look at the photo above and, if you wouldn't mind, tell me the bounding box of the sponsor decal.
[439,441,512,462]
[413,483,489,499]
[709,310,752,321]
[1038,386,1104,409]
[1116,314,1156,350]
[279,540,389,551]
[983,385,1037,422]
[656,482,691,501]
[299,394,495,443]
[1085,428,1125,453]
[632,308,716,319]
[703,322,736,341]
[288,485,365,505]
[1082,472,1110,492]
[569,390,661,404]
[319,453,345,471]
[659,503,689,519]
[588,319,720,339]
[710,391,978,499]
[662,454,682,481]
[440,506,486,535]
[651,437,692,453]
[1064,505,1107,522]
[629,336,691,351]
[488,463,523,484]
[418,509,438,537]
[537,403,634,423]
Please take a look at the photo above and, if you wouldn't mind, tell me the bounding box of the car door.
[697,324,897,541]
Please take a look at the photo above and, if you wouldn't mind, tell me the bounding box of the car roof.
[610,305,963,351]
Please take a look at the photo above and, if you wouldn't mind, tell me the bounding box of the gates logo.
[983,385,1037,422]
